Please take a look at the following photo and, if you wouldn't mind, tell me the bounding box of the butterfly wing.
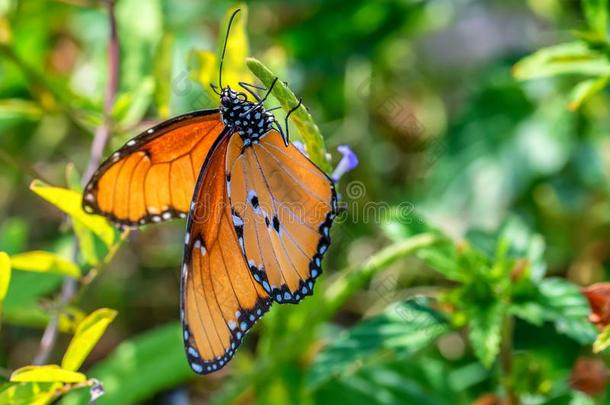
[181,131,271,374]
[226,130,337,304]
[83,110,224,226]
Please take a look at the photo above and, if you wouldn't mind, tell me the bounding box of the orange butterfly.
[82,9,336,374]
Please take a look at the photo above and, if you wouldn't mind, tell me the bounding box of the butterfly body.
[219,87,276,147]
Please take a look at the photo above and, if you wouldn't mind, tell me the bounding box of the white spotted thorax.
[219,87,275,147]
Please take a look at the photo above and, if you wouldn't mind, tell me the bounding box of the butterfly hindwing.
[181,132,272,374]
[83,110,224,226]
[226,130,336,304]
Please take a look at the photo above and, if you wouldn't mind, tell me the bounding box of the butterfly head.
[220,86,248,126]
[220,87,243,107]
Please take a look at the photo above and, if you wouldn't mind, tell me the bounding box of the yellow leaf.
[10,365,86,383]
[216,4,253,90]
[30,180,117,248]
[188,49,217,106]
[10,251,80,278]
[593,325,610,353]
[189,4,252,102]
[0,252,10,301]
[61,308,118,371]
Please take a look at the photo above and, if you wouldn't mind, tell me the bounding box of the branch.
[33,0,119,365]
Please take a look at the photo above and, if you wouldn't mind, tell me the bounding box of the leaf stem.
[500,312,517,404]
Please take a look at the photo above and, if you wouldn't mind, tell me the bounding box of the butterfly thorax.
[220,87,275,147]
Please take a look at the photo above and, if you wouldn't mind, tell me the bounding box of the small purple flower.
[331,145,358,182]
[89,379,105,401]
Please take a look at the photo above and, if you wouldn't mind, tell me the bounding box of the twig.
[33,0,119,365]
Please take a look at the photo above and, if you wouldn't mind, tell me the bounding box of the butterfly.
[82,9,336,374]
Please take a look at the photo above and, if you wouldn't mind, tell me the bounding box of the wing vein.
[251,149,304,283]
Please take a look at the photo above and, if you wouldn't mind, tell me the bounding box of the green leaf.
[30,180,117,248]
[567,75,610,110]
[2,271,65,329]
[583,0,608,38]
[247,57,332,173]
[0,217,28,254]
[307,297,450,388]
[513,278,597,344]
[61,322,194,405]
[513,41,610,80]
[10,251,80,278]
[62,308,118,371]
[0,382,63,405]
[539,278,597,344]
[313,356,460,405]
[0,251,10,302]
[72,220,100,267]
[112,77,154,129]
[0,98,43,119]
[10,365,86,383]
[593,325,610,352]
[468,302,503,368]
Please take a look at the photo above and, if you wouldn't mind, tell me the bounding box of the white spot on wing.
[232,214,244,227]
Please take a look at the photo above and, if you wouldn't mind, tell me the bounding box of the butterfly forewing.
[83,110,224,226]
[181,133,271,374]
[226,130,336,304]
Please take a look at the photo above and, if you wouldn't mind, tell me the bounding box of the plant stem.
[500,312,517,404]
[33,0,119,365]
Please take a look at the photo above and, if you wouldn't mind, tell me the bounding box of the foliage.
[1,0,610,404]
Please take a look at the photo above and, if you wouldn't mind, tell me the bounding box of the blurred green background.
[2,0,610,403]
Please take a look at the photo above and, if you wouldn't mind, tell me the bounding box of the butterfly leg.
[277,98,302,145]
[239,81,266,101]
[240,78,279,117]
[209,83,222,96]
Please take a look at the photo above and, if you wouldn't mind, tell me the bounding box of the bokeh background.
[2,0,610,403]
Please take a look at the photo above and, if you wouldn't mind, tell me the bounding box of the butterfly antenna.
[219,8,241,90]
